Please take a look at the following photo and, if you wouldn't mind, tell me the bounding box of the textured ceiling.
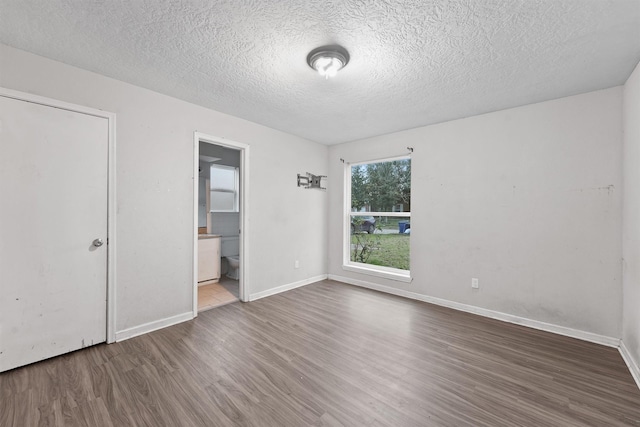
[1,1,639,145]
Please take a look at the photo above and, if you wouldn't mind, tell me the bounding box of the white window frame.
[210,164,239,212]
[343,155,412,283]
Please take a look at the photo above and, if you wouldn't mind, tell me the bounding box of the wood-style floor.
[1,280,639,426]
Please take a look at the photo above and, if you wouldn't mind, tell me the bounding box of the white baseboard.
[619,341,640,390]
[115,311,194,342]
[249,274,328,301]
[113,274,322,342]
[328,274,620,348]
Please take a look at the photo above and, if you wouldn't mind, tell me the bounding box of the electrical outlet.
[295,260,300,269]
[471,278,479,289]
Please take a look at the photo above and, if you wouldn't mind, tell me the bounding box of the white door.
[0,94,109,372]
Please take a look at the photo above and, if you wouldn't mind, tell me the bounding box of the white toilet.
[226,255,240,280]
[221,236,240,280]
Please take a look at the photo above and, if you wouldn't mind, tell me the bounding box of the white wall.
[623,61,640,373]
[0,44,328,334]
[329,88,623,339]
[198,175,207,227]
[1,42,630,354]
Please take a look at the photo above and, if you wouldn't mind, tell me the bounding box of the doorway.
[193,133,249,316]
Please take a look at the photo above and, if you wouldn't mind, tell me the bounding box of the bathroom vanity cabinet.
[198,235,220,283]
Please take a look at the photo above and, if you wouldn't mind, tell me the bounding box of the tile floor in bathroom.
[197,277,239,312]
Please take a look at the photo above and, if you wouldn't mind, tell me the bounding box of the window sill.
[342,263,412,283]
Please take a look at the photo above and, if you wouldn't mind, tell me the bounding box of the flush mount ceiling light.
[307,45,350,79]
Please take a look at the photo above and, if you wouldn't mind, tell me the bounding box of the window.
[210,164,239,212]
[344,156,411,282]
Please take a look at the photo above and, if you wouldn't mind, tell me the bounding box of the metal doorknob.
[92,238,104,247]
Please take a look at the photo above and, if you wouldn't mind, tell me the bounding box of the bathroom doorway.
[193,132,249,316]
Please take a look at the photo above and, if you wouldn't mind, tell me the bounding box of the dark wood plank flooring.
[1,280,639,426]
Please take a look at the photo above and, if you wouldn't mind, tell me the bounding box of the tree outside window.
[346,157,411,275]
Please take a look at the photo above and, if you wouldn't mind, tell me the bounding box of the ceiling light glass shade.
[307,45,350,79]
[314,56,342,78]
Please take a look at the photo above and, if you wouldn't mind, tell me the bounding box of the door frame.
[193,132,250,316]
[0,87,117,343]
